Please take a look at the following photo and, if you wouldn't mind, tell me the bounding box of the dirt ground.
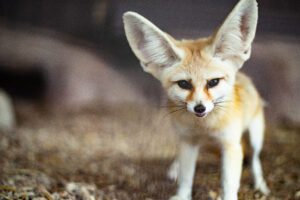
[0,102,299,200]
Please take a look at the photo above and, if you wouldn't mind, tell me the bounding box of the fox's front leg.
[169,141,199,200]
[221,140,243,200]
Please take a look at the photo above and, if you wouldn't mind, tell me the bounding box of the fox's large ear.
[123,12,184,79]
[209,0,258,69]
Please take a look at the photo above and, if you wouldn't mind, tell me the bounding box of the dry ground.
[0,102,299,200]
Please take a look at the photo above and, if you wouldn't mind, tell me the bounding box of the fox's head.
[123,0,258,117]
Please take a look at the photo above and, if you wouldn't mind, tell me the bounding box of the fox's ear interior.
[210,0,258,69]
[123,12,184,78]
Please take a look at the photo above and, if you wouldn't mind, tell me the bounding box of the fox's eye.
[177,80,193,90]
[207,78,220,88]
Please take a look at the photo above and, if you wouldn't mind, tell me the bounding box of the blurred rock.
[0,27,146,109]
[0,89,15,130]
[66,182,97,200]
[243,37,300,123]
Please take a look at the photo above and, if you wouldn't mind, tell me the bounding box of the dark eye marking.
[207,78,222,88]
[177,80,193,90]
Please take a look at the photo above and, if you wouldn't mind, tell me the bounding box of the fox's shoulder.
[234,72,263,125]
[235,72,260,100]
[235,72,253,85]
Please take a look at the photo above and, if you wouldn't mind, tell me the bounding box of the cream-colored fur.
[123,0,269,199]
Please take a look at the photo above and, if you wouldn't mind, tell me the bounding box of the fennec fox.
[123,0,269,199]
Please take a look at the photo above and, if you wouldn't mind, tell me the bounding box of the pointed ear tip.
[238,0,258,8]
[123,11,134,16]
[249,0,258,8]
[245,0,258,8]
[252,0,258,5]
[235,0,258,16]
[123,12,132,20]
[123,12,135,26]
[123,11,141,20]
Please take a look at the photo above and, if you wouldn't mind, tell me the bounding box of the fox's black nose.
[194,104,206,114]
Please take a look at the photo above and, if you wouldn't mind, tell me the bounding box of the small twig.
[0,193,13,200]
[0,185,16,192]
[38,186,54,200]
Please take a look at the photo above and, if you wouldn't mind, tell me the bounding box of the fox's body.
[123,0,269,199]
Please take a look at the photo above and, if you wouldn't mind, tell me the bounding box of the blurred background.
[0,1,300,199]
[0,0,300,122]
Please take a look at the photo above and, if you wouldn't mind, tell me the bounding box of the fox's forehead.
[168,62,229,88]
[180,38,213,69]
[171,38,229,81]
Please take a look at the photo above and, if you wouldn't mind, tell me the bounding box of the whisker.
[162,107,186,119]
[214,103,227,111]
[214,100,232,105]
[213,96,232,104]
[214,105,231,117]
[168,107,186,115]
[215,106,226,111]
[159,105,185,108]
[214,104,223,109]
[160,101,186,108]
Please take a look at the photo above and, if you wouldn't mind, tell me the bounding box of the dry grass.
[0,102,299,200]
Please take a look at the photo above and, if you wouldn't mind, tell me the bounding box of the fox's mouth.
[195,112,207,118]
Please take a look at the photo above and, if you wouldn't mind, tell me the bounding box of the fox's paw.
[167,160,179,181]
[169,195,191,200]
[255,181,270,196]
